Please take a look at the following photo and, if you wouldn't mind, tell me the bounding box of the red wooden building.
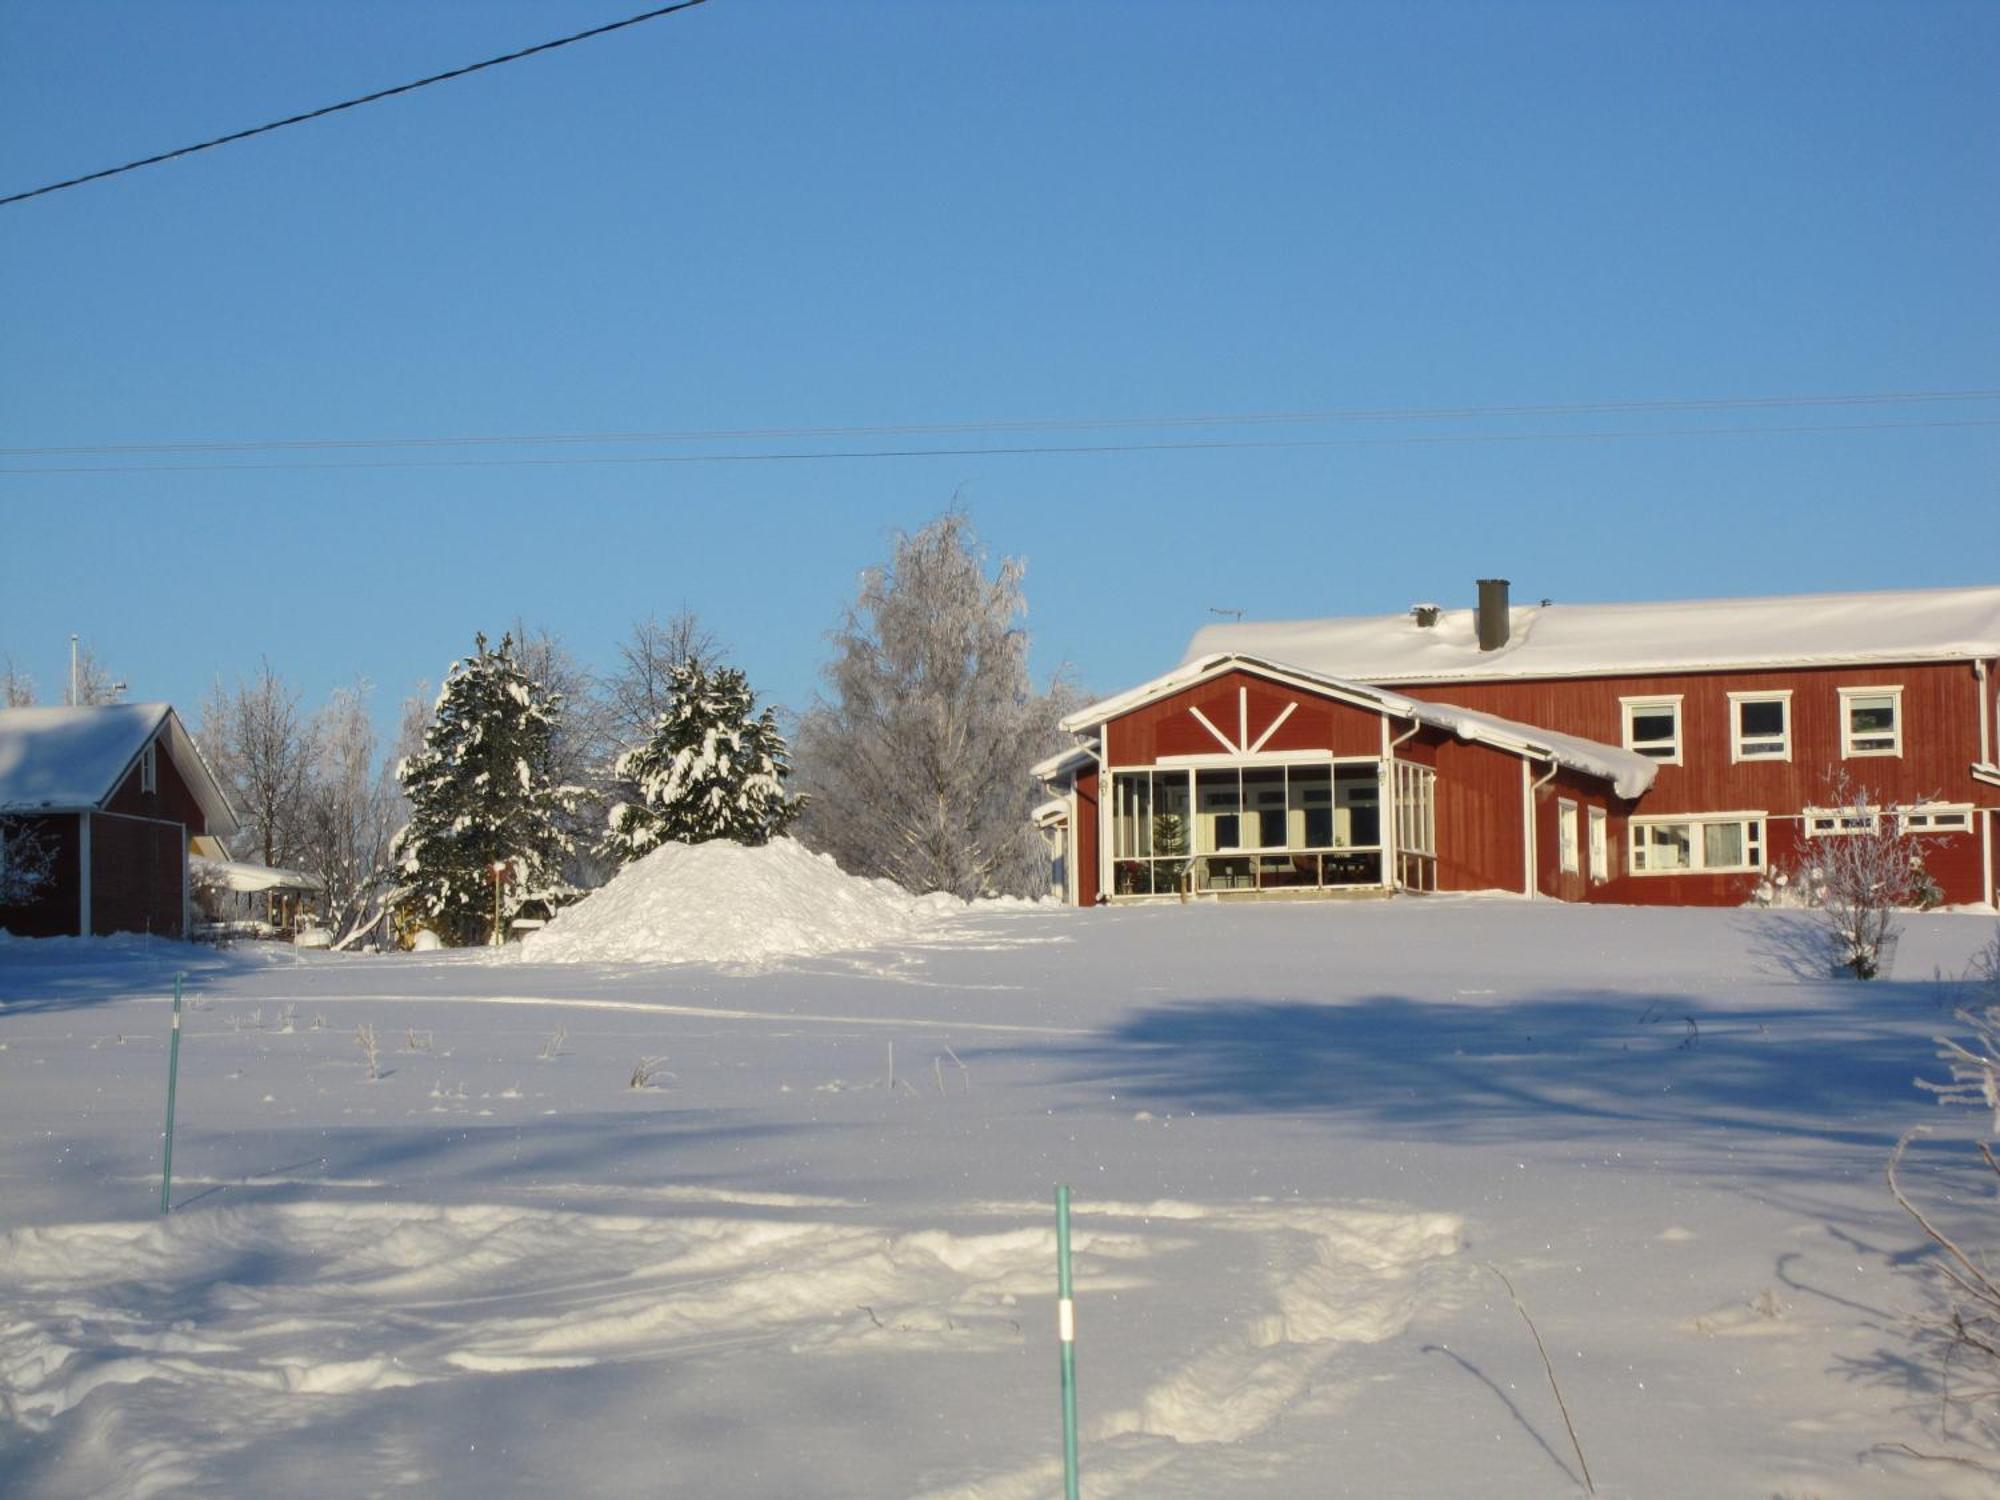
[1035,582,2000,909]
[0,704,241,939]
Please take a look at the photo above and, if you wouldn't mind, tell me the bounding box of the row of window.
[1624,804,1974,877]
[1620,685,1903,765]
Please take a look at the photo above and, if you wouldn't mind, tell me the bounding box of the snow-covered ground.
[4,897,1999,1498]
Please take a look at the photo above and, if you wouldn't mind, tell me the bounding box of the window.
[140,741,157,794]
[1621,696,1683,763]
[1728,691,1791,762]
[1558,799,1579,874]
[1900,804,1973,834]
[1805,807,1879,838]
[1839,686,1902,757]
[1588,807,1609,883]
[1630,815,1764,874]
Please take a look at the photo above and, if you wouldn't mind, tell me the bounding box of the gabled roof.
[1058,654,1659,799]
[1183,584,2000,684]
[0,703,241,836]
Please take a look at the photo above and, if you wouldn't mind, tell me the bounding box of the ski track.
[122,990,1095,1038]
[0,1196,1462,1499]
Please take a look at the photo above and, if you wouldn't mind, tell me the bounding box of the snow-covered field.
[4,894,1999,1498]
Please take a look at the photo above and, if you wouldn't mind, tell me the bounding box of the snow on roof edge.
[1058,654,1658,798]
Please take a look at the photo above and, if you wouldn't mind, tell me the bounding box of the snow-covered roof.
[1182,584,2000,684]
[191,856,325,894]
[0,703,240,835]
[1060,654,1659,798]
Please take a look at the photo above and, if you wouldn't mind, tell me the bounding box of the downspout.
[1385,718,1421,891]
[78,812,92,937]
[1095,721,1111,905]
[1978,658,1992,767]
[1524,756,1558,899]
[1981,660,1995,908]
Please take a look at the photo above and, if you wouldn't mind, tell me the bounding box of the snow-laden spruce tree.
[602,659,800,861]
[391,634,579,945]
[792,512,1075,899]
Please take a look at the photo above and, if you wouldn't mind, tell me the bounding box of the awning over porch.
[191,856,325,895]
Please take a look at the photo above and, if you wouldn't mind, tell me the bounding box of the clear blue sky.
[2,1,1995,741]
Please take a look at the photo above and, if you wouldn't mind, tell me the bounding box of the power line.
[0,0,714,209]
[2,387,1995,459]
[3,416,1993,478]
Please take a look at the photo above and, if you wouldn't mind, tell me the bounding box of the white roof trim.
[1030,799,1069,827]
[1032,742,1098,782]
[1063,654,1659,799]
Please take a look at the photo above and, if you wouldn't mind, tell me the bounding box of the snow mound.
[521,837,959,967]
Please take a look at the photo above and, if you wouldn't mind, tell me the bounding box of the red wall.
[1401,659,1996,905]
[1103,668,1384,764]
[1075,767,1100,903]
[91,813,185,938]
[103,731,210,833]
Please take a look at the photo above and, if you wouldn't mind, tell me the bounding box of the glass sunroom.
[1109,757,1430,897]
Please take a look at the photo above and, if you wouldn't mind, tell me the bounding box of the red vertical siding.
[1401,659,1996,905]
[1106,668,1384,764]
[90,813,185,938]
[1430,737,1527,894]
[1075,768,1100,905]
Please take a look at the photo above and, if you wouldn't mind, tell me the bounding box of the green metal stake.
[1056,1184,1080,1500]
[160,972,184,1215]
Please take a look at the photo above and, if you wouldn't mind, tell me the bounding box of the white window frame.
[1557,799,1580,875]
[1899,803,1974,835]
[1804,806,1880,838]
[1727,690,1792,763]
[1629,812,1766,875]
[140,740,158,794]
[1587,806,1609,884]
[1620,695,1683,765]
[1838,685,1903,758]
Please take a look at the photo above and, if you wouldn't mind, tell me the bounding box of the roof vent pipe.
[1476,578,1511,652]
[1411,603,1442,629]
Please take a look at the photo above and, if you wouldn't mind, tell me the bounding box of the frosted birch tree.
[199,660,320,870]
[297,682,398,940]
[1,655,34,708]
[792,513,1074,899]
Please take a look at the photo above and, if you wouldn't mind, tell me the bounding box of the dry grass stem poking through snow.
[1486,1262,1596,1495]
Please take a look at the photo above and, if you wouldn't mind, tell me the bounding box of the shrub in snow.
[1894,929,2000,1459]
[1777,772,1930,979]
[602,660,799,864]
[390,634,580,947]
[0,816,58,907]
[792,512,1076,900]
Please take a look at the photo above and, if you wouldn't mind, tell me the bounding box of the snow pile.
[521,837,958,966]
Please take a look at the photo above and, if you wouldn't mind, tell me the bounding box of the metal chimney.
[1476,578,1511,652]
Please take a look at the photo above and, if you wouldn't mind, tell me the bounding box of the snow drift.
[520,837,959,967]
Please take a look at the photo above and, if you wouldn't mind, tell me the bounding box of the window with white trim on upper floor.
[1838,685,1902,757]
[1630,813,1765,874]
[1727,691,1791,762]
[1620,695,1683,763]
[140,740,157,795]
